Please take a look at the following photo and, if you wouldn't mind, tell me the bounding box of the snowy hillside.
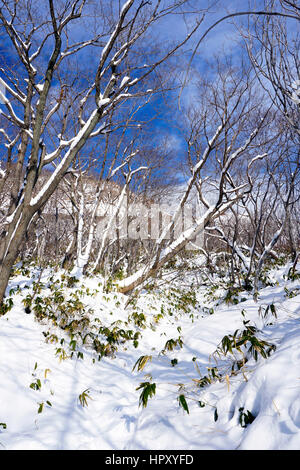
[0,259,300,450]
[1,0,299,454]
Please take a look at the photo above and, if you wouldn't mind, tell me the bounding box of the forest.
[0,0,299,451]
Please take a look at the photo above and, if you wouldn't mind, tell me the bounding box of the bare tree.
[241,1,300,135]
[0,0,204,304]
[204,116,300,295]
[117,66,271,293]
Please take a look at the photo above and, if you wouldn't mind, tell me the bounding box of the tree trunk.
[0,209,33,303]
[118,205,220,294]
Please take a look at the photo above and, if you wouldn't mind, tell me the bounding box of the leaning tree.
[0,0,205,304]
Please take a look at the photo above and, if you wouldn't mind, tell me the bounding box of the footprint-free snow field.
[1,262,300,450]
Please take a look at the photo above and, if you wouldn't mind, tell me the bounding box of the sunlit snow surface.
[0,263,300,450]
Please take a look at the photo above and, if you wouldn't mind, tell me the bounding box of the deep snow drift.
[0,260,300,450]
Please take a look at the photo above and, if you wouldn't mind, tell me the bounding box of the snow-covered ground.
[0,262,300,450]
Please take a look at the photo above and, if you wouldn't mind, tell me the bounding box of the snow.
[291,92,300,105]
[5,208,18,224]
[30,108,99,207]
[98,97,111,107]
[120,76,130,89]
[100,0,133,66]
[0,262,300,450]
[291,80,300,105]
[36,84,44,93]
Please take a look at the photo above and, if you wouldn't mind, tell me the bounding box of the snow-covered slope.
[0,264,300,450]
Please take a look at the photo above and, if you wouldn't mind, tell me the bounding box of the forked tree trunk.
[0,209,33,303]
[117,202,234,294]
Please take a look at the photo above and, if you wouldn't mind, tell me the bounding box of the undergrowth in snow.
[0,257,300,450]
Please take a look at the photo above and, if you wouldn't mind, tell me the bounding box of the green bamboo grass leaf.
[79,389,92,407]
[136,382,156,408]
[178,394,189,414]
[38,402,44,414]
[132,355,152,372]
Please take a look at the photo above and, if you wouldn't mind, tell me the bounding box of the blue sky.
[0,0,299,187]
